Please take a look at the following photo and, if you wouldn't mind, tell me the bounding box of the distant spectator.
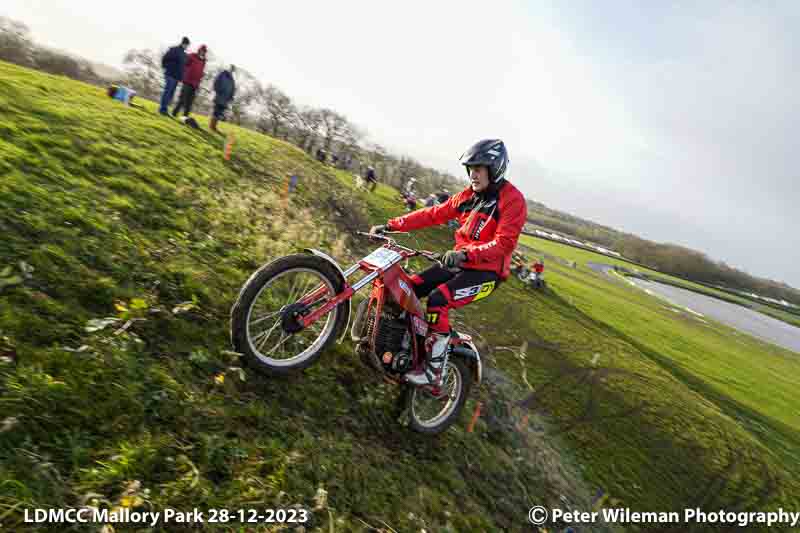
[533,258,545,286]
[403,177,417,197]
[210,64,236,133]
[424,193,437,207]
[159,36,189,115]
[172,44,208,117]
[316,148,326,163]
[436,189,451,204]
[364,165,377,191]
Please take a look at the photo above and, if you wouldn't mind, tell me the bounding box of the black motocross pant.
[172,84,197,116]
[409,266,501,334]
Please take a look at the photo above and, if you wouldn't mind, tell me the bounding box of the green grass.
[2,60,800,532]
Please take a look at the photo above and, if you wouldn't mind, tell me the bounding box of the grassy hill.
[2,61,800,532]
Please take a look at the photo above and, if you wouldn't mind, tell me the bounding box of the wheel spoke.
[254,317,282,351]
[285,274,310,307]
[297,277,315,303]
[251,310,282,326]
[266,331,292,355]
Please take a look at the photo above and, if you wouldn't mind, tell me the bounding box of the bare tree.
[318,108,348,151]
[1,16,98,84]
[294,107,324,153]
[34,49,97,82]
[0,16,35,67]
[122,48,163,100]
[336,122,365,169]
[256,84,297,139]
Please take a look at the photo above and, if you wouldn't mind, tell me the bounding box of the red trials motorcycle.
[230,232,483,434]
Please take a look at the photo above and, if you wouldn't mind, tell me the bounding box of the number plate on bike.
[362,247,403,269]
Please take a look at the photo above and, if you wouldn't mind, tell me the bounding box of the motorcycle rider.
[370,139,527,386]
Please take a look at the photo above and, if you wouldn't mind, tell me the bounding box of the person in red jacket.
[172,44,208,117]
[370,139,527,386]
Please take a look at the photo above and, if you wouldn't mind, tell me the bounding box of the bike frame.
[290,233,479,386]
[295,235,468,369]
[297,238,426,363]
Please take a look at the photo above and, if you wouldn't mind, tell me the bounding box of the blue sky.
[3,0,798,287]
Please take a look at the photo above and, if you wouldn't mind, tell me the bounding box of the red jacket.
[387,181,527,280]
[182,47,207,87]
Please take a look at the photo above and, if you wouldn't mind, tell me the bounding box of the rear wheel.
[230,254,347,376]
[406,357,472,435]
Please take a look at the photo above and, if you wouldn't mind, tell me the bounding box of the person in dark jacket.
[159,36,190,115]
[172,44,208,117]
[210,65,236,133]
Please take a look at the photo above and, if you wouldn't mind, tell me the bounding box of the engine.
[351,298,416,374]
[374,316,405,358]
[356,301,412,374]
[376,313,413,374]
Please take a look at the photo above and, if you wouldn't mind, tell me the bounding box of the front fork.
[298,261,378,330]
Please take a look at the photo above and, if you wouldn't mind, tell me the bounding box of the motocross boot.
[404,332,450,387]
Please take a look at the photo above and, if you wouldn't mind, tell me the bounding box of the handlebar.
[356,230,443,265]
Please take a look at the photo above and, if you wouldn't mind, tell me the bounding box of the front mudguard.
[304,248,352,344]
[451,343,482,387]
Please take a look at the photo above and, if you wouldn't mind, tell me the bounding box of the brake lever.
[357,231,387,241]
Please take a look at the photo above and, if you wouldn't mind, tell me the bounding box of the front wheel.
[406,358,472,434]
[230,254,348,376]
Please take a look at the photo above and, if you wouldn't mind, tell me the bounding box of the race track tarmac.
[587,262,800,354]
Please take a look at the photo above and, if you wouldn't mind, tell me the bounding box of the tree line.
[0,16,106,86]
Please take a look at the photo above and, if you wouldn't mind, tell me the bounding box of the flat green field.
[2,60,799,532]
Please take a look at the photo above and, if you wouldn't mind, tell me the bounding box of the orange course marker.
[467,401,483,433]
[224,133,235,160]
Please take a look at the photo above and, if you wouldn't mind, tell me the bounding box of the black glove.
[443,250,467,269]
[369,224,388,236]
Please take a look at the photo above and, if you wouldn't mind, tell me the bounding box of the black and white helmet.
[459,139,509,183]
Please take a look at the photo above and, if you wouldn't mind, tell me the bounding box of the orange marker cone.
[467,401,483,433]
[224,133,235,160]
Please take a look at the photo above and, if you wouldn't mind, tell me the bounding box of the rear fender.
[304,248,351,344]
